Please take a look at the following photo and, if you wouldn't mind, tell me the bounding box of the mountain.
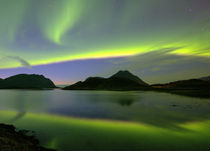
[152,79,210,89]
[152,79,210,98]
[63,71,149,90]
[110,70,148,86]
[200,76,210,81]
[0,74,56,89]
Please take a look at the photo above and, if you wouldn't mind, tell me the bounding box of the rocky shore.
[0,123,55,151]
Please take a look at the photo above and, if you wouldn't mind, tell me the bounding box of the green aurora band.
[0,0,209,69]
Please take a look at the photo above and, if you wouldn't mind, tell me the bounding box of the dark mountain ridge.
[200,76,210,81]
[152,79,210,98]
[152,79,210,89]
[63,71,149,90]
[110,70,148,86]
[0,74,56,89]
[0,72,209,98]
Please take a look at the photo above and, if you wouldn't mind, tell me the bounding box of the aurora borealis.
[0,0,210,84]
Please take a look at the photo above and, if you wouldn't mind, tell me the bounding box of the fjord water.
[0,90,210,151]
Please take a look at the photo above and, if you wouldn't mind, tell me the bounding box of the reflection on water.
[10,91,28,122]
[1,111,210,151]
[1,90,47,122]
[0,90,210,127]
[118,99,134,106]
[10,111,26,122]
[0,90,210,151]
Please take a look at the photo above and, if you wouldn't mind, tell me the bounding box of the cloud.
[3,56,31,69]
[104,47,210,83]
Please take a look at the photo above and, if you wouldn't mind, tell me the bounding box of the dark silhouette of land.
[0,123,55,151]
[63,71,210,98]
[0,71,209,98]
[63,70,150,90]
[111,70,148,86]
[0,74,56,89]
[200,76,210,81]
[152,79,210,89]
[152,79,210,98]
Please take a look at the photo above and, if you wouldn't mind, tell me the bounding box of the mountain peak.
[112,70,135,76]
[111,70,148,86]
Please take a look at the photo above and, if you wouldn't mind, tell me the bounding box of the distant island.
[0,74,56,89]
[63,70,210,98]
[63,70,150,91]
[0,123,55,151]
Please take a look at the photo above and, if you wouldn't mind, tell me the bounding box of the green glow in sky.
[0,0,209,69]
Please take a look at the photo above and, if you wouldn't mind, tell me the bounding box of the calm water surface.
[0,90,210,151]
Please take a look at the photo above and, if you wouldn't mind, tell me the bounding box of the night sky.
[0,0,210,84]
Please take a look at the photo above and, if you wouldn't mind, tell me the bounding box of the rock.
[0,123,56,151]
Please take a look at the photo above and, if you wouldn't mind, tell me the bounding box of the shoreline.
[0,87,209,99]
[0,123,55,151]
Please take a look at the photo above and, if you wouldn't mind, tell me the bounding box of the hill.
[0,74,56,89]
[110,70,148,86]
[200,76,210,81]
[0,78,3,83]
[152,79,210,98]
[152,79,210,89]
[63,71,149,90]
